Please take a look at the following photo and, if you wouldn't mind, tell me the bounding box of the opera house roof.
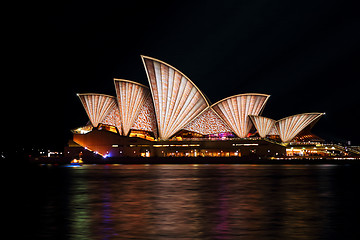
[77,55,324,143]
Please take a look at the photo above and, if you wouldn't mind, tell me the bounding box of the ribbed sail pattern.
[212,94,270,138]
[131,94,158,137]
[114,79,150,136]
[142,56,209,140]
[183,108,232,135]
[249,115,276,138]
[275,113,324,142]
[78,94,117,128]
[101,106,122,135]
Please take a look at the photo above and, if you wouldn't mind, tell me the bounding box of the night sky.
[6,0,360,150]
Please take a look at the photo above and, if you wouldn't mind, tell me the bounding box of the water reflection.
[30,164,360,239]
[67,169,91,239]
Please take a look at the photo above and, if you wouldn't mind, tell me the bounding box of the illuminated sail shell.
[142,56,209,140]
[212,94,270,138]
[101,105,122,135]
[114,79,151,136]
[249,115,276,138]
[131,94,158,137]
[275,113,324,142]
[183,108,232,135]
[77,93,117,128]
[268,125,279,135]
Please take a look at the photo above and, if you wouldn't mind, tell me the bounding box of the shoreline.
[28,156,360,165]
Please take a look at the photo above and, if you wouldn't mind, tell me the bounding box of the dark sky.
[6,0,360,149]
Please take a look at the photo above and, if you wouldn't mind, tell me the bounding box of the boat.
[70,158,83,166]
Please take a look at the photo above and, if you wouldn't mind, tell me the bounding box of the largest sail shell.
[212,94,270,138]
[142,56,209,140]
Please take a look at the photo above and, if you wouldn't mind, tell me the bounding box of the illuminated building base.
[66,128,286,159]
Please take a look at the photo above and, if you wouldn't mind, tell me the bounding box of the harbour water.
[20,164,360,239]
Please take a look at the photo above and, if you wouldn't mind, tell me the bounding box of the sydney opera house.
[69,56,325,158]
